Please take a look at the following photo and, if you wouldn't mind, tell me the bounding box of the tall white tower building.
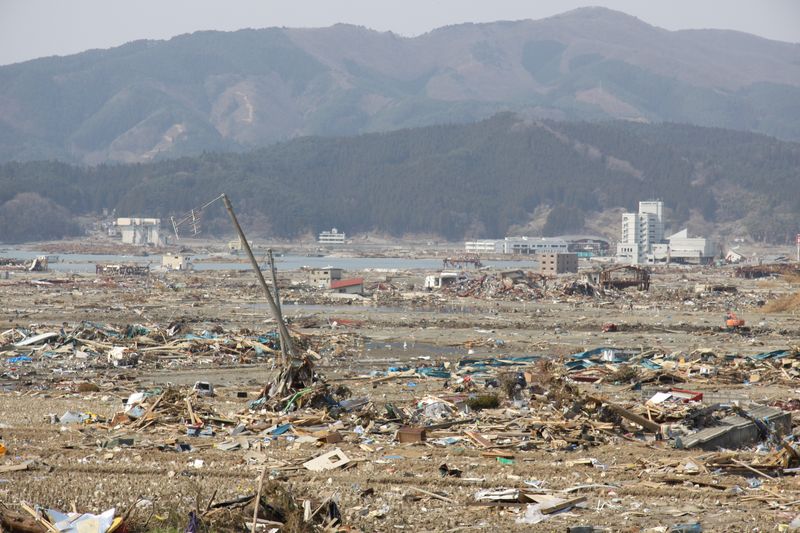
[616,200,664,264]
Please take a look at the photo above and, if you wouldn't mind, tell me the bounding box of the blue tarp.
[567,347,638,366]
[640,359,663,370]
[569,347,613,360]
[417,367,451,379]
[565,359,599,371]
[248,397,267,410]
[749,350,790,361]
[83,321,121,338]
[270,423,292,436]
[458,356,539,368]
[125,324,151,338]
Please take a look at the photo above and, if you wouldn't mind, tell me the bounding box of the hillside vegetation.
[1,7,800,163]
[1,115,798,243]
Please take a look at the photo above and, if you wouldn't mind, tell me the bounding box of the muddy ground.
[1,253,799,532]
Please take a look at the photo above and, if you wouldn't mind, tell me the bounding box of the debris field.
[1,256,800,532]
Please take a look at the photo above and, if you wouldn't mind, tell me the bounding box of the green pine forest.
[1,114,799,243]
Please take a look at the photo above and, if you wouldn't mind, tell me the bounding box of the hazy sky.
[1,0,798,66]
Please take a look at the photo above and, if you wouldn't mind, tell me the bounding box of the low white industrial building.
[464,237,568,255]
[162,255,192,271]
[116,218,162,246]
[651,229,713,264]
[464,240,501,253]
[501,236,569,255]
[318,228,346,244]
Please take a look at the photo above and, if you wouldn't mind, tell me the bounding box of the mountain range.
[2,115,799,244]
[2,7,800,164]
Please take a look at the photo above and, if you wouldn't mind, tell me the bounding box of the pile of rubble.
[442,272,546,300]
[3,337,800,531]
[0,322,367,381]
[3,259,800,530]
[57,349,798,468]
[565,345,800,386]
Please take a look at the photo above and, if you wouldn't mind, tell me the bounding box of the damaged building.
[307,268,343,288]
[116,217,163,246]
[537,252,578,275]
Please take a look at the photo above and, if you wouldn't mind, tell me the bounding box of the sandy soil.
[0,255,799,532]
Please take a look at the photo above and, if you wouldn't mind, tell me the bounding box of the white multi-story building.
[638,201,665,243]
[616,201,664,264]
[617,201,711,264]
[318,228,346,244]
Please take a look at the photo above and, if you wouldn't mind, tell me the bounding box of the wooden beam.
[588,395,661,433]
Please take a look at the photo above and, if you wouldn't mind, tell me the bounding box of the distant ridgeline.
[2,9,800,165]
[0,115,799,243]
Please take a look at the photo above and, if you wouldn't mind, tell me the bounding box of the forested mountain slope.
[1,115,798,243]
[2,7,800,163]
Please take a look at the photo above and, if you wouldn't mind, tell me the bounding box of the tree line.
[1,114,798,243]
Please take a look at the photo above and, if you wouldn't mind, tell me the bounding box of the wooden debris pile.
[109,387,236,434]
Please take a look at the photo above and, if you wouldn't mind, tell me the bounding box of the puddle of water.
[364,341,465,356]
[251,303,480,315]
[0,249,538,273]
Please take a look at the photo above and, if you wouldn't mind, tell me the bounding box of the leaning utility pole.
[266,249,282,305]
[221,194,293,363]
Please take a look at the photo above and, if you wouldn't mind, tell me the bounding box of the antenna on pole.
[170,195,225,239]
[170,193,311,400]
[170,216,180,241]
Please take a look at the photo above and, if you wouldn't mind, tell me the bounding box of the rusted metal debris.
[735,263,799,279]
[599,265,650,291]
[95,264,150,276]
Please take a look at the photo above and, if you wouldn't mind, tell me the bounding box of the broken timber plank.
[20,502,59,533]
[588,395,661,433]
[540,495,587,515]
[731,459,776,481]
[134,392,165,428]
[464,430,492,448]
[0,460,33,473]
[409,486,456,504]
